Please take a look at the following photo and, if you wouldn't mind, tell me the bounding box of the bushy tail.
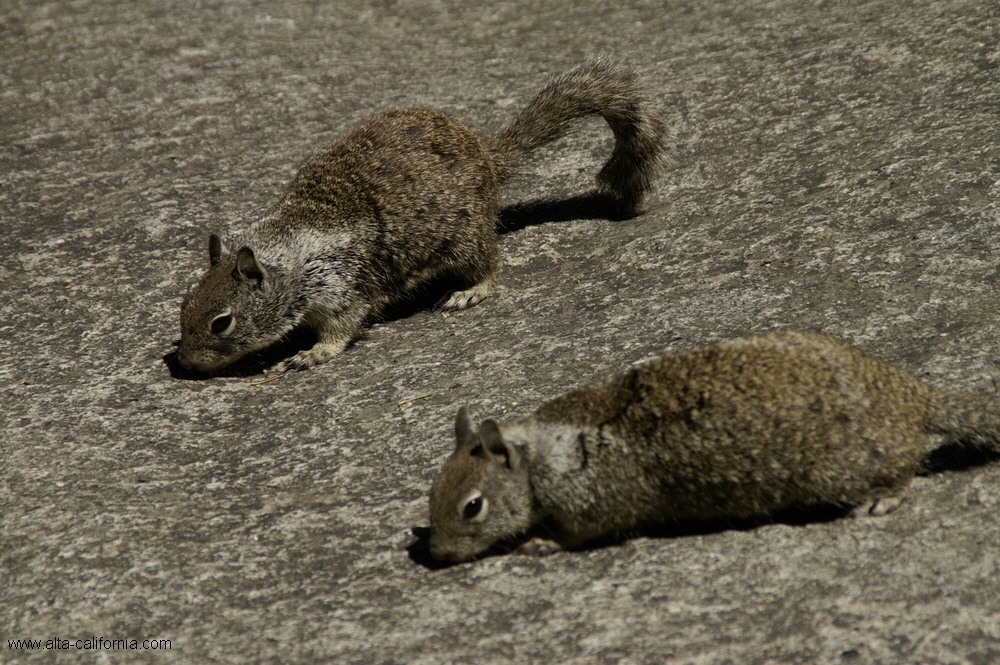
[926,389,1000,448]
[487,58,666,216]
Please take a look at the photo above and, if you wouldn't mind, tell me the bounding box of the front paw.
[284,345,341,371]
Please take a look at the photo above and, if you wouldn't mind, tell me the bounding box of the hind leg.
[433,231,500,312]
[435,275,496,312]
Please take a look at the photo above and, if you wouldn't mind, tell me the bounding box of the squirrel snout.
[428,542,456,563]
[176,346,196,370]
[428,536,470,563]
[176,344,220,373]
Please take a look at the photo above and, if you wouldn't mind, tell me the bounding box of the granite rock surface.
[2,1,1000,663]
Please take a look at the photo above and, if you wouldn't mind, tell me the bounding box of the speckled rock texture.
[2,1,999,663]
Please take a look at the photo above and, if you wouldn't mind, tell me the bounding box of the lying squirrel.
[177,60,665,373]
[429,330,1000,562]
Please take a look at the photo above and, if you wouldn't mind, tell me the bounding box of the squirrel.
[176,59,666,373]
[428,330,1000,562]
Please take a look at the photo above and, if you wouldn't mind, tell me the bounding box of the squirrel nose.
[176,347,194,370]
[428,539,463,563]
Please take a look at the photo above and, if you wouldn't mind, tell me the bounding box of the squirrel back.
[428,330,1000,562]
[177,60,666,373]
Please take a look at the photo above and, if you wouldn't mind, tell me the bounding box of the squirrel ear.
[209,234,223,267]
[455,406,475,448]
[479,420,522,470]
[235,246,267,287]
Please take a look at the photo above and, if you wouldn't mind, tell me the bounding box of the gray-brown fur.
[428,330,1000,562]
[177,59,665,373]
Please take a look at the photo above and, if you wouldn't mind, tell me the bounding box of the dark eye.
[457,490,488,522]
[210,313,234,335]
[463,496,483,519]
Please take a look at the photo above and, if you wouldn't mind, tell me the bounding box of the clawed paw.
[513,537,563,557]
[283,346,340,371]
[435,284,493,312]
[850,496,902,518]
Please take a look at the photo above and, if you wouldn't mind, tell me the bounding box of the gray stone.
[2,0,999,663]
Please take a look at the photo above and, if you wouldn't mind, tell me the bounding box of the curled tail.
[487,59,666,216]
[926,388,1000,449]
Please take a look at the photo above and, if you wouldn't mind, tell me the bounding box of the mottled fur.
[178,60,666,372]
[428,331,1000,562]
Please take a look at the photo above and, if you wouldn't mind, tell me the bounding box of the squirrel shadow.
[407,443,1000,570]
[497,190,634,235]
[920,441,1000,474]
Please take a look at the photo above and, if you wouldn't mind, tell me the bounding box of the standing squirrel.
[428,330,1000,562]
[177,60,665,373]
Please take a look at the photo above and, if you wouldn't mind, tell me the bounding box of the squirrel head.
[428,407,536,562]
[177,234,296,373]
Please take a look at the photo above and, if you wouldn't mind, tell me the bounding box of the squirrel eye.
[459,491,489,522]
[464,496,482,519]
[210,312,235,336]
